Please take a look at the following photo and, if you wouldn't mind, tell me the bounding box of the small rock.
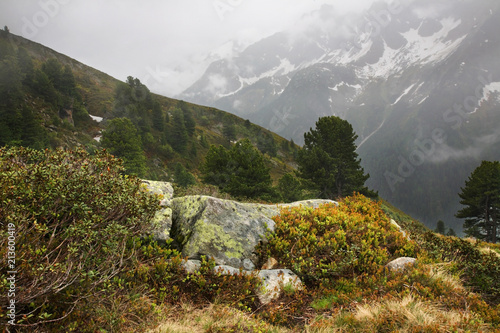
[391,219,410,240]
[213,265,252,276]
[181,259,201,274]
[386,257,417,272]
[261,257,278,270]
[257,269,303,305]
[243,259,256,271]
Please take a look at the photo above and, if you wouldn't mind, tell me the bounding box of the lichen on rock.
[170,195,336,270]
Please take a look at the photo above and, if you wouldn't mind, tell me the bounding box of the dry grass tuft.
[351,295,485,332]
[149,303,289,333]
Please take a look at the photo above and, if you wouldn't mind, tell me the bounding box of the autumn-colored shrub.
[258,194,416,288]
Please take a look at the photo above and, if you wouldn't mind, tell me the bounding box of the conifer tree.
[179,101,196,136]
[297,116,373,199]
[174,162,196,188]
[169,109,189,153]
[456,161,500,243]
[202,139,273,198]
[101,118,147,177]
[152,101,164,132]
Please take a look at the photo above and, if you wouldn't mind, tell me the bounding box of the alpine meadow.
[1,1,500,332]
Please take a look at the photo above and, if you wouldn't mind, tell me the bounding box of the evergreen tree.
[60,65,77,97]
[297,116,373,200]
[42,58,64,90]
[173,162,196,188]
[278,173,303,202]
[168,109,189,153]
[456,161,500,243]
[222,121,237,141]
[101,118,147,177]
[257,132,277,157]
[17,48,34,86]
[179,101,196,136]
[33,69,60,106]
[446,228,457,237]
[435,220,446,235]
[152,101,164,132]
[202,139,273,198]
[202,144,232,189]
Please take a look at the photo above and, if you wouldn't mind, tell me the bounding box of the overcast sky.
[0,0,376,96]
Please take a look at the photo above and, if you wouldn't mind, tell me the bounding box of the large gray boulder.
[142,180,174,242]
[170,195,336,269]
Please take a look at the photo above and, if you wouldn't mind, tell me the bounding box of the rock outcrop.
[142,180,174,242]
[170,195,336,270]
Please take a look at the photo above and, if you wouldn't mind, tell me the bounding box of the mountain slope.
[178,0,500,232]
[0,31,298,185]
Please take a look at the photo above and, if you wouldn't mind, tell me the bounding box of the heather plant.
[258,194,416,288]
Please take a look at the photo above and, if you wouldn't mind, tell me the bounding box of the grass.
[148,303,288,333]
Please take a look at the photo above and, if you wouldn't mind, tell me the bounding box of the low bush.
[258,194,417,288]
[419,232,500,306]
[0,147,165,329]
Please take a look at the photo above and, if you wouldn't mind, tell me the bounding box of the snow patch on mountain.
[401,18,466,64]
[392,83,416,105]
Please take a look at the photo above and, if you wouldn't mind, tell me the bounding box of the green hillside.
[0,31,298,187]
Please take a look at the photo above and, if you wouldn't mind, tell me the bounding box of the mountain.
[0,31,298,186]
[178,0,500,233]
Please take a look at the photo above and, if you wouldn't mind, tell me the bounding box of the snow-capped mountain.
[178,0,500,232]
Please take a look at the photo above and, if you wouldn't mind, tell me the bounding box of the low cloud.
[428,129,500,164]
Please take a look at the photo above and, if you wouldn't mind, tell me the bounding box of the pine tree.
[435,220,446,235]
[202,139,273,198]
[174,162,197,188]
[222,121,237,141]
[278,173,303,202]
[456,161,500,243]
[101,118,147,177]
[152,101,164,132]
[297,116,373,199]
[169,109,189,153]
[179,101,196,136]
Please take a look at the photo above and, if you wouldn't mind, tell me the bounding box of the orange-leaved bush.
[258,194,416,287]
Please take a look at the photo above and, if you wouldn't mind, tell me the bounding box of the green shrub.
[258,194,417,288]
[419,233,500,306]
[0,147,161,328]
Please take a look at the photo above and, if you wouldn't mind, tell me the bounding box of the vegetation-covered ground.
[1,147,500,332]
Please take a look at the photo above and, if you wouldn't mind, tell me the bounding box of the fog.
[0,0,379,96]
